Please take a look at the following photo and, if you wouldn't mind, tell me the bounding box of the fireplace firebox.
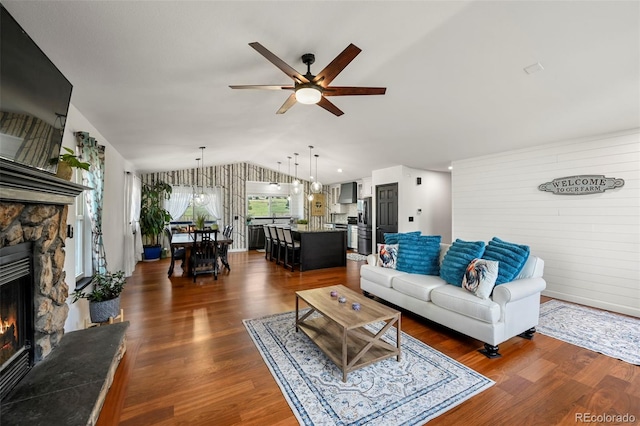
[0,242,34,400]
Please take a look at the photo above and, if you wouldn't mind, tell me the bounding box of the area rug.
[243,310,494,425]
[538,300,640,365]
[347,252,368,262]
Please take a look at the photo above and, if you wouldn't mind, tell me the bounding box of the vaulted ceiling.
[4,1,639,184]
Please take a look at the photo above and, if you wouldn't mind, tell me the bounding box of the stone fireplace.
[0,158,83,398]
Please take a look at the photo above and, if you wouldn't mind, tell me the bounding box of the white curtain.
[165,185,192,221]
[204,186,223,225]
[123,172,142,276]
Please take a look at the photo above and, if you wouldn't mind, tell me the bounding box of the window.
[247,195,290,217]
[176,199,211,223]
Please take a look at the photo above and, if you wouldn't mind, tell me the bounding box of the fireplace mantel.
[0,158,87,205]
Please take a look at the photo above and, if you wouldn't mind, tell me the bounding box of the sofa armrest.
[492,277,547,304]
[366,254,378,266]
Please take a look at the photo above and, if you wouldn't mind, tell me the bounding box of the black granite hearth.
[1,322,129,426]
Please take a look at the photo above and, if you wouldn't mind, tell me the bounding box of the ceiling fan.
[229,42,386,116]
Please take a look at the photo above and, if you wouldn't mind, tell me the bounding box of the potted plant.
[71,270,126,323]
[49,147,90,180]
[140,180,173,261]
[195,213,207,230]
[297,219,308,231]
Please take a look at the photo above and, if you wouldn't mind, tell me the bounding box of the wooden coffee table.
[295,284,401,382]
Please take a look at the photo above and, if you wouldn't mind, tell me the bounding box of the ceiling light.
[311,154,322,194]
[337,168,343,173]
[292,152,300,194]
[193,147,208,207]
[448,166,453,170]
[295,85,322,104]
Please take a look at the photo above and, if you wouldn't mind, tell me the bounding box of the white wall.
[371,165,452,249]
[63,104,134,331]
[452,130,640,317]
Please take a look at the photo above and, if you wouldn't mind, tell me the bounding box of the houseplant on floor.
[72,270,126,323]
[140,180,173,261]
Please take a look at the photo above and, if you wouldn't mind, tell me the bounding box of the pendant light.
[307,145,314,201]
[287,156,292,200]
[311,154,322,194]
[269,161,281,189]
[193,146,208,206]
[292,152,300,194]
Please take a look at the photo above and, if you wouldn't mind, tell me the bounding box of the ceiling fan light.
[295,87,322,104]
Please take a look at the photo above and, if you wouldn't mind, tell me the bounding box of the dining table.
[169,231,233,277]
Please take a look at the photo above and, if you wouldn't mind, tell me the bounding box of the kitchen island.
[292,229,347,271]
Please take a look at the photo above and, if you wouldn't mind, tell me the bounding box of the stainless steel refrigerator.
[357,197,372,255]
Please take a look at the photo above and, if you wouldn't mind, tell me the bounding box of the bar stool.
[274,226,287,265]
[263,224,272,260]
[282,227,300,271]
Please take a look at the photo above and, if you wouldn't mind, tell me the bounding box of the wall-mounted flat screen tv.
[0,4,73,173]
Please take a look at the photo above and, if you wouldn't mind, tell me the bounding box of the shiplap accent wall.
[142,162,317,250]
[452,130,639,317]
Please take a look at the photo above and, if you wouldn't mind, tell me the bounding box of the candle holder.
[352,302,361,311]
[330,290,338,298]
[338,296,347,304]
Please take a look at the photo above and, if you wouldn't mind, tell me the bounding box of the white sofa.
[360,243,546,358]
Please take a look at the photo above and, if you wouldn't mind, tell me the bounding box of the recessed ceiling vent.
[524,62,544,75]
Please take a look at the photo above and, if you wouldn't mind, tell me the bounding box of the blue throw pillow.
[439,239,486,286]
[482,237,530,284]
[396,235,441,275]
[383,231,420,245]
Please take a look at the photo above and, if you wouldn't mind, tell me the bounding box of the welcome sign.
[538,175,625,195]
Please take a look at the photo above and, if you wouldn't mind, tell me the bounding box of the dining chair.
[165,227,185,277]
[218,226,233,272]
[282,227,300,272]
[191,229,218,281]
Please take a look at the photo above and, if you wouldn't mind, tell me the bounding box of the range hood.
[338,182,357,204]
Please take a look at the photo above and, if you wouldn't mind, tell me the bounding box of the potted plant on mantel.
[140,180,172,261]
[49,147,90,180]
[71,270,126,323]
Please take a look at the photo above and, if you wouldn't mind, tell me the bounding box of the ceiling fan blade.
[313,44,361,87]
[317,97,344,117]
[323,86,386,96]
[229,85,294,90]
[249,42,309,84]
[276,93,297,114]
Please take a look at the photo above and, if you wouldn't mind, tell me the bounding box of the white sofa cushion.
[360,264,406,288]
[516,255,544,280]
[431,285,501,324]
[391,274,446,302]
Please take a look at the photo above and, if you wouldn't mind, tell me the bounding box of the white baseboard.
[542,290,639,318]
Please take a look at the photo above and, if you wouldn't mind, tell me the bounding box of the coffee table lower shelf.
[296,315,400,382]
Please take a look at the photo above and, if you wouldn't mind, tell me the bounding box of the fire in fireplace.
[0,242,34,400]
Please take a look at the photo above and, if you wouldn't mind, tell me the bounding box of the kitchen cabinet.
[359,177,373,198]
[293,229,347,271]
[329,184,345,214]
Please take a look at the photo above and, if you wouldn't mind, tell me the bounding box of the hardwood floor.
[97,251,639,425]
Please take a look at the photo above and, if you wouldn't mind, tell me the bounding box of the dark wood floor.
[97,251,639,425]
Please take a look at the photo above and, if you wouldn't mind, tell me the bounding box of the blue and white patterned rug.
[243,310,494,426]
[347,253,368,262]
[538,300,640,365]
